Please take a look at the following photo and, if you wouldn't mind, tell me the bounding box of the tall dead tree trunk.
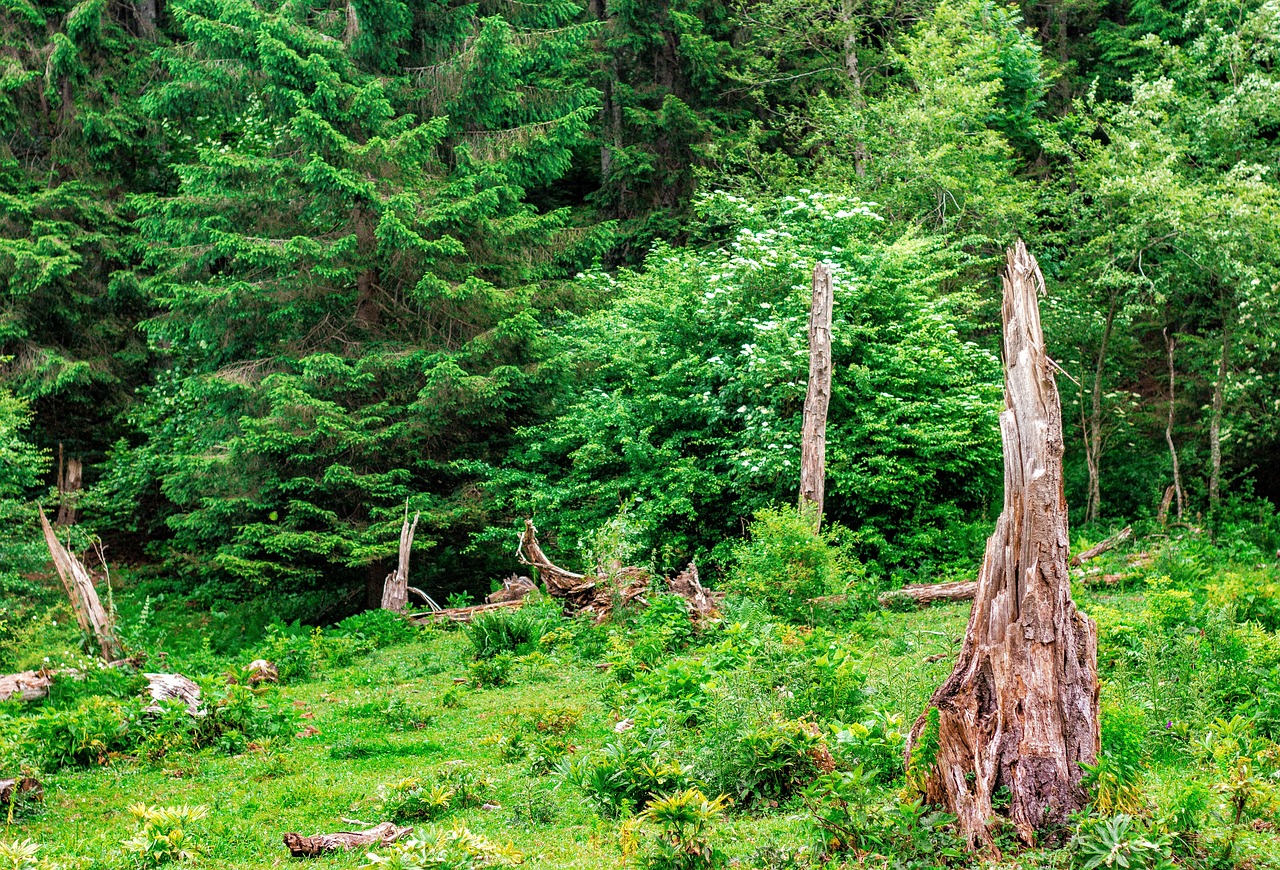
[1083,293,1117,524]
[380,507,420,612]
[799,264,833,527]
[907,242,1099,851]
[1208,319,1231,511]
[1163,329,1183,521]
[39,510,123,660]
[56,445,82,526]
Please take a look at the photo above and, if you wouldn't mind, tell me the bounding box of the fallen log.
[283,822,411,857]
[1069,526,1132,567]
[0,670,53,702]
[0,668,202,714]
[878,581,978,608]
[486,574,537,605]
[0,776,42,809]
[409,599,525,624]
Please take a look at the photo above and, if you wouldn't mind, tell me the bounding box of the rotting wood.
[906,241,1099,851]
[39,509,122,660]
[380,506,421,612]
[246,659,278,685]
[1068,526,1132,567]
[283,822,411,857]
[878,581,978,608]
[487,574,537,604]
[516,520,720,621]
[799,263,834,528]
[0,670,53,702]
[0,776,41,809]
[1,668,202,714]
[409,599,526,624]
[56,446,82,527]
[144,672,202,715]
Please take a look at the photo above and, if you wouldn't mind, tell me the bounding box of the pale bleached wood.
[283,822,411,857]
[907,241,1099,850]
[39,509,122,660]
[380,506,421,612]
[799,263,834,526]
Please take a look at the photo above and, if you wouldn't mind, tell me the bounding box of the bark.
[878,581,977,608]
[1209,321,1231,510]
[135,0,157,37]
[799,264,834,527]
[56,446,82,526]
[1068,526,1132,567]
[486,574,537,604]
[907,242,1099,851]
[283,822,411,857]
[410,599,526,624]
[1163,330,1184,521]
[143,672,202,715]
[0,671,53,702]
[1084,293,1117,523]
[841,0,867,177]
[1,669,200,713]
[0,777,41,810]
[40,509,122,660]
[380,507,420,612]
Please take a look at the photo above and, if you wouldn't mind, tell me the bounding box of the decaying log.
[878,581,978,608]
[410,599,525,624]
[0,776,42,809]
[487,574,537,604]
[799,263,834,527]
[39,509,123,660]
[283,822,411,857]
[517,519,649,618]
[380,507,421,612]
[0,670,53,702]
[246,659,278,685]
[0,668,202,715]
[1068,526,1132,567]
[666,562,723,620]
[144,672,202,715]
[907,242,1099,851]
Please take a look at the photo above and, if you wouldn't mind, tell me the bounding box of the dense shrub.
[724,508,862,623]
[464,600,562,660]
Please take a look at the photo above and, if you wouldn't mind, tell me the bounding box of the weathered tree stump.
[907,242,1099,850]
[283,822,411,857]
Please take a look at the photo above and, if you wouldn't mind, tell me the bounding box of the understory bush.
[464,599,562,660]
[362,826,521,868]
[379,765,495,823]
[723,508,863,623]
[121,804,208,867]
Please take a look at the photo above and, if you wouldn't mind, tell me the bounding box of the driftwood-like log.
[517,520,649,618]
[0,670,53,702]
[144,672,202,715]
[667,562,723,620]
[283,822,411,857]
[410,599,526,624]
[1068,526,1132,567]
[487,574,537,604]
[879,581,978,607]
[380,507,421,612]
[0,668,201,715]
[907,242,1099,851]
[799,263,833,526]
[39,509,123,660]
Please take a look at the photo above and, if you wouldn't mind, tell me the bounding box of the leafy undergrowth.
[4,530,1280,869]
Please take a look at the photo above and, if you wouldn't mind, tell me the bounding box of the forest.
[2,0,1280,867]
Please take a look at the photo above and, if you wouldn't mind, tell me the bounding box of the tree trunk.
[136,0,157,37]
[39,510,123,660]
[841,0,867,178]
[56,446,82,526]
[907,242,1099,851]
[1084,293,1116,523]
[380,507,420,612]
[799,264,833,527]
[1163,329,1183,521]
[1208,320,1230,510]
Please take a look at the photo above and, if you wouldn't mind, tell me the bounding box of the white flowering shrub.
[493,189,1002,575]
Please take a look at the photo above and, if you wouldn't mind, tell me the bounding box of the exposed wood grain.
[799,263,834,526]
[907,241,1099,851]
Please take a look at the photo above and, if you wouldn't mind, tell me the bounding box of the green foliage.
[0,840,46,870]
[1071,814,1175,870]
[336,611,419,650]
[363,825,521,869]
[379,765,494,824]
[464,601,562,660]
[120,804,208,867]
[467,653,515,689]
[632,788,730,870]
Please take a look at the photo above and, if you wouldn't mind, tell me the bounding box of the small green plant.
[0,839,44,870]
[380,764,494,823]
[363,825,521,868]
[463,601,561,660]
[723,507,862,623]
[631,788,730,869]
[467,652,514,688]
[1071,814,1174,870]
[337,610,418,648]
[120,804,208,866]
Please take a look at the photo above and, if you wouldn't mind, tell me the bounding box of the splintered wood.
[39,509,122,660]
[907,242,1100,851]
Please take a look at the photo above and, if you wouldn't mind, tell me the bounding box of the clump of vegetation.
[120,804,208,867]
[362,826,521,869]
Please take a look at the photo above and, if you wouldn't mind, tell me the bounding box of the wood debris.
[283,822,411,857]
